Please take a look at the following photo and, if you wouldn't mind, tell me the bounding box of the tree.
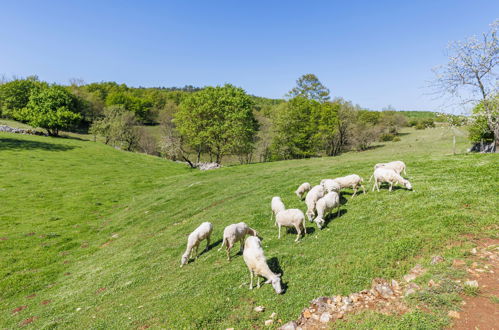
[287,74,330,103]
[90,105,139,151]
[432,20,499,151]
[175,84,258,164]
[19,85,81,136]
[0,76,46,119]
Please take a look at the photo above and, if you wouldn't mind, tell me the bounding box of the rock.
[254,306,265,312]
[403,274,416,282]
[391,279,400,290]
[453,259,466,267]
[430,255,444,265]
[226,328,234,330]
[334,295,342,303]
[374,284,394,298]
[279,321,297,330]
[270,312,277,319]
[448,310,460,319]
[404,288,416,296]
[471,262,478,268]
[76,307,82,311]
[428,279,436,287]
[464,280,479,287]
[342,296,353,305]
[265,319,274,326]
[410,264,426,276]
[196,162,221,171]
[471,248,477,255]
[320,312,331,323]
[337,313,344,319]
[303,309,312,319]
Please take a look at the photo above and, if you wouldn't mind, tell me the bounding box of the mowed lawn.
[0,127,497,329]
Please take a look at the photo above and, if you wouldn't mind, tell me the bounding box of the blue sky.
[1,1,497,111]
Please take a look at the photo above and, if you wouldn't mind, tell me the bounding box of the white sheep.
[314,191,341,229]
[180,222,213,267]
[275,208,306,242]
[270,196,286,224]
[218,222,258,261]
[372,167,412,192]
[320,179,341,193]
[333,174,366,197]
[295,182,311,200]
[305,185,325,221]
[243,236,283,294]
[373,161,407,175]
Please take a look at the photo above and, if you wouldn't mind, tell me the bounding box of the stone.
[403,274,416,282]
[270,312,277,319]
[320,312,331,323]
[430,255,444,265]
[279,321,297,330]
[410,264,426,276]
[391,279,400,290]
[448,311,460,319]
[464,280,479,287]
[334,295,342,303]
[374,284,394,298]
[265,319,274,326]
[471,262,478,268]
[226,328,234,330]
[470,248,477,255]
[342,296,353,305]
[453,259,466,267]
[254,306,265,312]
[311,314,319,320]
[404,288,416,296]
[428,279,436,287]
[303,309,311,319]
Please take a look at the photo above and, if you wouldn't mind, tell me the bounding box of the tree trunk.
[494,125,499,153]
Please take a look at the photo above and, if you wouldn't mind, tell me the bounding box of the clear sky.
[1,1,497,111]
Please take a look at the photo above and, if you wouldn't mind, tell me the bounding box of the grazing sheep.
[333,174,366,197]
[374,161,407,175]
[295,182,311,199]
[275,209,306,242]
[271,196,286,224]
[243,236,283,294]
[372,167,412,192]
[180,222,213,267]
[305,185,325,221]
[218,222,258,261]
[314,191,341,229]
[320,179,341,193]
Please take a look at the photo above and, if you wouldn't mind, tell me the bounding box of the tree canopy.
[287,74,330,103]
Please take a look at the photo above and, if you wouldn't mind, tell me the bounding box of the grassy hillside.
[0,127,497,329]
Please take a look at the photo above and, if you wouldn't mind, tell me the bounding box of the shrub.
[379,133,396,141]
[392,136,401,142]
[415,122,426,130]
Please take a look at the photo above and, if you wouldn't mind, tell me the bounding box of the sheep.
[275,208,306,242]
[295,182,311,200]
[320,179,341,193]
[373,161,407,175]
[372,167,412,192]
[218,222,258,261]
[305,185,324,221]
[180,222,213,267]
[332,174,366,197]
[314,191,341,229]
[270,196,286,224]
[243,236,283,294]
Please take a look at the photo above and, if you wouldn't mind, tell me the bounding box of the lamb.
[180,222,213,267]
[270,196,286,224]
[242,236,283,294]
[373,161,407,175]
[314,191,341,229]
[275,209,306,242]
[218,222,258,261]
[372,167,412,192]
[332,174,366,197]
[295,182,311,200]
[305,185,325,221]
[320,179,341,193]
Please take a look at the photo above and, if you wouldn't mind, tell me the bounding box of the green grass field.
[1,126,497,329]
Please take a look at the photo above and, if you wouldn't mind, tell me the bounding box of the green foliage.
[90,105,139,151]
[287,74,330,102]
[469,103,494,143]
[18,85,82,136]
[0,76,47,119]
[380,133,396,141]
[175,84,258,164]
[106,91,153,122]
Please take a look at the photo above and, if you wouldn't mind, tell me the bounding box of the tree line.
[1,73,478,165]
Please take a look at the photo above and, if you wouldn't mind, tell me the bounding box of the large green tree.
[175,84,258,164]
[19,85,81,136]
[287,74,330,103]
[0,76,46,119]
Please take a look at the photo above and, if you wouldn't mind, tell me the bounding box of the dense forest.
[0,74,478,166]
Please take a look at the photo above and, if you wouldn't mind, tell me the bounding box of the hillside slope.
[0,127,497,328]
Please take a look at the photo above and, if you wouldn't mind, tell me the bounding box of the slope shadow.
[0,137,77,152]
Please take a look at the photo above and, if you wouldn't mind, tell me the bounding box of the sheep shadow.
[372,183,410,192]
[322,209,348,228]
[285,226,316,235]
[196,238,222,258]
[268,257,288,293]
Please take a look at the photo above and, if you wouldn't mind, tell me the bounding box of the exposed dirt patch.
[96,287,107,294]
[41,300,51,305]
[25,232,36,236]
[451,239,499,330]
[12,305,27,314]
[19,316,37,326]
[25,294,36,299]
[0,237,8,240]
[100,241,112,248]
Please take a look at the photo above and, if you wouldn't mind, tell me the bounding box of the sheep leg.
[372,181,376,192]
[361,184,366,194]
[257,276,261,288]
[278,224,281,239]
[226,246,231,261]
[249,271,254,290]
[270,211,273,222]
[352,185,357,197]
[302,217,306,236]
[195,243,199,258]
[389,182,393,192]
[376,181,380,192]
[337,205,341,217]
[295,225,301,242]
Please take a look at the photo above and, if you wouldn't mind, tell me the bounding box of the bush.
[392,136,401,142]
[415,122,426,130]
[379,133,396,141]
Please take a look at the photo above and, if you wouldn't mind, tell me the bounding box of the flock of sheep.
[179,160,412,295]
